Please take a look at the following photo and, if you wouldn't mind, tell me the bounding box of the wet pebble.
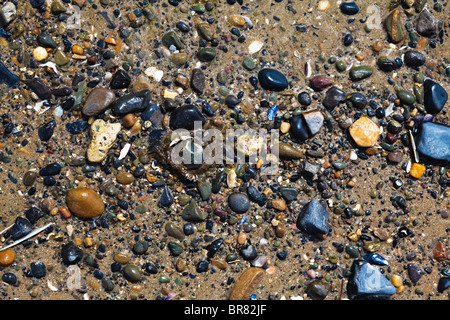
[257,68,288,91]
[296,200,329,238]
[61,242,84,265]
[228,192,250,213]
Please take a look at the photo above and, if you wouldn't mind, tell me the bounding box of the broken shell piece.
[318,0,331,11]
[248,40,264,54]
[236,134,265,157]
[87,119,121,163]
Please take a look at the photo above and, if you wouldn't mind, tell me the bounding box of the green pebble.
[242,56,256,70]
[349,66,373,81]
[162,30,183,50]
[132,241,149,255]
[122,264,141,283]
[396,89,415,105]
[345,245,359,258]
[335,60,347,72]
[197,47,217,62]
[168,241,184,256]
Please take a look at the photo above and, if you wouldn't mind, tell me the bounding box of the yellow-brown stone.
[66,187,105,218]
[349,116,380,147]
[229,267,264,300]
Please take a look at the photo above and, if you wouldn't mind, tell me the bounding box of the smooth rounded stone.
[309,75,333,91]
[51,0,67,14]
[87,119,121,163]
[2,272,17,285]
[396,89,416,105]
[110,69,131,89]
[132,241,149,255]
[407,263,423,283]
[123,264,141,283]
[39,163,61,176]
[24,207,44,224]
[322,86,346,110]
[437,277,450,293]
[228,192,250,213]
[54,50,70,66]
[197,180,211,201]
[387,120,402,134]
[416,122,450,162]
[61,242,83,265]
[52,87,73,97]
[66,120,88,134]
[343,33,354,46]
[29,261,46,279]
[111,90,151,116]
[0,61,20,88]
[170,52,188,66]
[37,32,57,48]
[23,171,37,186]
[347,92,368,110]
[297,91,312,106]
[116,172,135,185]
[247,185,267,206]
[169,104,205,130]
[416,8,438,38]
[257,68,288,91]
[306,280,332,300]
[190,68,205,94]
[229,267,264,300]
[38,120,56,142]
[387,151,403,163]
[176,21,190,33]
[168,241,184,256]
[290,115,310,142]
[384,8,405,43]
[197,47,217,62]
[423,79,448,114]
[66,187,105,218]
[196,22,215,41]
[164,222,185,240]
[347,260,396,300]
[349,66,373,81]
[277,142,303,159]
[27,78,51,100]
[8,217,32,240]
[140,103,163,127]
[239,244,258,261]
[30,0,45,8]
[278,187,298,203]
[377,56,399,72]
[296,199,329,238]
[340,1,359,14]
[403,50,426,67]
[162,30,183,49]
[159,185,173,207]
[349,116,380,147]
[101,278,115,292]
[242,56,256,70]
[182,200,207,222]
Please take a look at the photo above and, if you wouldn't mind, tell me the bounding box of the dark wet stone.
[132,241,149,255]
[82,88,116,116]
[37,32,57,48]
[297,91,311,106]
[377,56,399,72]
[66,120,88,134]
[30,0,45,8]
[8,216,32,240]
[61,242,84,265]
[51,86,72,97]
[182,200,207,222]
[206,238,223,258]
[437,277,450,293]
[0,61,20,88]
[27,78,52,100]
[176,21,190,33]
[295,199,329,237]
[162,30,183,49]
[159,185,173,207]
[347,92,367,109]
[196,260,209,273]
[257,68,288,91]
[24,207,44,224]
[404,50,426,67]
[407,263,423,283]
[228,192,250,213]
[111,90,151,116]
[279,187,298,202]
[347,260,396,300]
[191,68,205,93]
[343,33,354,46]
[340,1,359,15]
[197,180,212,201]
[123,264,141,283]
[168,241,183,256]
[349,66,373,81]
[169,104,205,130]
[306,280,332,300]
[110,69,131,89]
[416,122,450,162]
[2,272,17,285]
[29,261,46,278]
[322,86,346,110]
[39,163,61,176]
[197,47,216,62]
[140,103,163,127]
[309,75,333,91]
[247,185,267,206]
[416,8,438,38]
[423,79,448,114]
[290,115,310,142]
[239,244,258,260]
[225,94,240,108]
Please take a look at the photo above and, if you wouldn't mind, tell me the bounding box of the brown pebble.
[116,172,135,185]
[275,222,286,238]
[271,199,287,211]
[433,241,448,262]
[121,113,137,128]
[372,41,383,52]
[175,259,186,272]
[113,252,130,264]
[229,267,264,300]
[211,258,227,270]
[66,187,105,218]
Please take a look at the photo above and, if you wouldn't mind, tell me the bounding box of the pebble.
[169,104,205,130]
[407,263,423,283]
[123,264,141,283]
[306,280,331,300]
[8,217,32,240]
[309,75,333,91]
[349,116,380,147]
[116,172,135,185]
[385,8,405,43]
[39,163,61,176]
[159,184,173,207]
[110,69,131,89]
[416,8,438,38]
[86,119,121,163]
[66,187,105,218]
[182,200,207,222]
[60,242,84,265]
[296,199,329,238]
[0,249,15,267]
[423,79,448,114]
[290,115,310,142]
[111,90,151,117]
[322,86,346,110]
[404,50,426,68]
[190,68,205,93]
[257,68,288,92]
[347,260,396,299]
[228,192,250,213]
[229,267,264,300]
[340,1,359,15]
[33,46,48,61]
[277,142,304,159]
[349,66,373,81]
[416,122,450,162]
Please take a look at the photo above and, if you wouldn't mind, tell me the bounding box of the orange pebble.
[59,206,72,219]
[105,36,117,45]
[72,45,84,55]
[409,163,425,179]
[0,249,15,267]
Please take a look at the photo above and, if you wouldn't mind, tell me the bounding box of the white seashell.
[318,0,331,11]
[248,40,264,54]
[227,169,237,188]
